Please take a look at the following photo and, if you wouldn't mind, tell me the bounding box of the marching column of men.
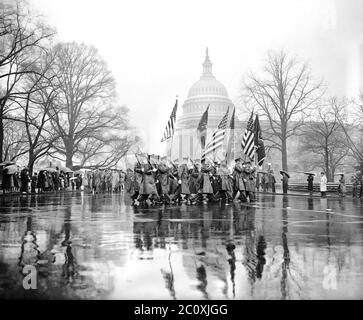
[125,155,258,206]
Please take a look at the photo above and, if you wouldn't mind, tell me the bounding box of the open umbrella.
[0,161,16,166]
[5,164,18,174]
[280,170,290,178]
[59,166,73,173]
[40,167,57,173]
[303,172,315,176]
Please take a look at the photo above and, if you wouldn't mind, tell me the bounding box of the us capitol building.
[168,49,237,161]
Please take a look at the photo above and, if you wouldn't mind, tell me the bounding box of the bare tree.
[0,0,54,162]
[14,50,60,174]
[47,42,137,169]
[243,50,324,171]
[300,98,349,181]
[2,119,28,161]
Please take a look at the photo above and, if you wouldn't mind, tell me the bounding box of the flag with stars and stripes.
[161,99,178,142]
[197,105,210,150]
[241,112,255,161]
[202,107,230,161]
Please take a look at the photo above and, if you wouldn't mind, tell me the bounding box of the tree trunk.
[281,132,288,171]
[324,147,330,182]
[64,139,74,169]
[28,149,34,176]
[0,115,3,163]
[66,149,73,169]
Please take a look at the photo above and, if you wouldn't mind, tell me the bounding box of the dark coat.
[232,164,246,191]
[188,167,200,194]
[244,168,256,192]
[217,167,233,191]
[157,164,170,194]
[135,164,158,195]
[307,175,314,191]
[200,164,214,194]
[169,165,179,194]
[178,164,190,194]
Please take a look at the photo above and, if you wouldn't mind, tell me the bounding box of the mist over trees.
[0,0,139,170]
[242,49,362,175]
[243,50,323,171]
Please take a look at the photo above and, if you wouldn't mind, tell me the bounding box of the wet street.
[0,192,362,300]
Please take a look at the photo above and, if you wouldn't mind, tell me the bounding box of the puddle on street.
[0,193,362,299]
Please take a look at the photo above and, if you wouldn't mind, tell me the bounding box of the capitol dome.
[187,51,229,98]
[176,48,234,130]
[169,48,235,161]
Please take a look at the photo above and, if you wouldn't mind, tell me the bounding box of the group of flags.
[160,98,265,166]
[241,113,266,166]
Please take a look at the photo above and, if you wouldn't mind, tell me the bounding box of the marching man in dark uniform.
[177,156,191,204]
[134,155,159,206]
[232,158,247,202]
[243,161,256,202]
[169,159,179,197]
[199,159,214,203]
[188,159,200,199]
[217,160,233,202]
[157,156,171,204]
[211,161,221,200]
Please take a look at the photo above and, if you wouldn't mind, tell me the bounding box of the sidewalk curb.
[255,191,362,200]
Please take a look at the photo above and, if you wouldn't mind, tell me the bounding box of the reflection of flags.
[254,115,266,166]
[241,112,255,160]
[225,107,235,164]
[161,99,178,142]
[197,105,209,150]
[202,107,229,161]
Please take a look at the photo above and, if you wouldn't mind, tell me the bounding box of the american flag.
[241,112,255,160]
[197,105,210,150]
[202,107,230,161]
[161,99,178,142]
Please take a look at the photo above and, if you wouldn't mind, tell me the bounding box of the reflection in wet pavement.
[0,192,362,299]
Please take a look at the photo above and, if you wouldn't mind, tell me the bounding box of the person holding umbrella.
[280,170,290,194]
[305,173,315,195]
[20,167,30,193]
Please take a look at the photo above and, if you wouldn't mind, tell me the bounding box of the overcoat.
[244,168,256,192]
[157,163,170,194]
[178,164,191,194]
[232,164,246,191]
[188,166,200,194]
[200,164,214,194]
[320,175,327,192]
[307,175,314,191]
[136,164,158,195]
[217,166,233,191]
[169,165,179,194]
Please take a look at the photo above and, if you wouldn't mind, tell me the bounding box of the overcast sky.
[29,0,363,155]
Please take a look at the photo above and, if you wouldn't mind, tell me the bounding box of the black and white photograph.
[0,0,363,305]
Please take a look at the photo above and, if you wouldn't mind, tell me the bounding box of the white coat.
[320,175,327,192]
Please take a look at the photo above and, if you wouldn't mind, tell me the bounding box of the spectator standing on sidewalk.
[320,172,327,198]
[338,174,346,197]
[280,171,289,194]
[351,175,358,198]
[307,174,314,196]
[269,170,276,193]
